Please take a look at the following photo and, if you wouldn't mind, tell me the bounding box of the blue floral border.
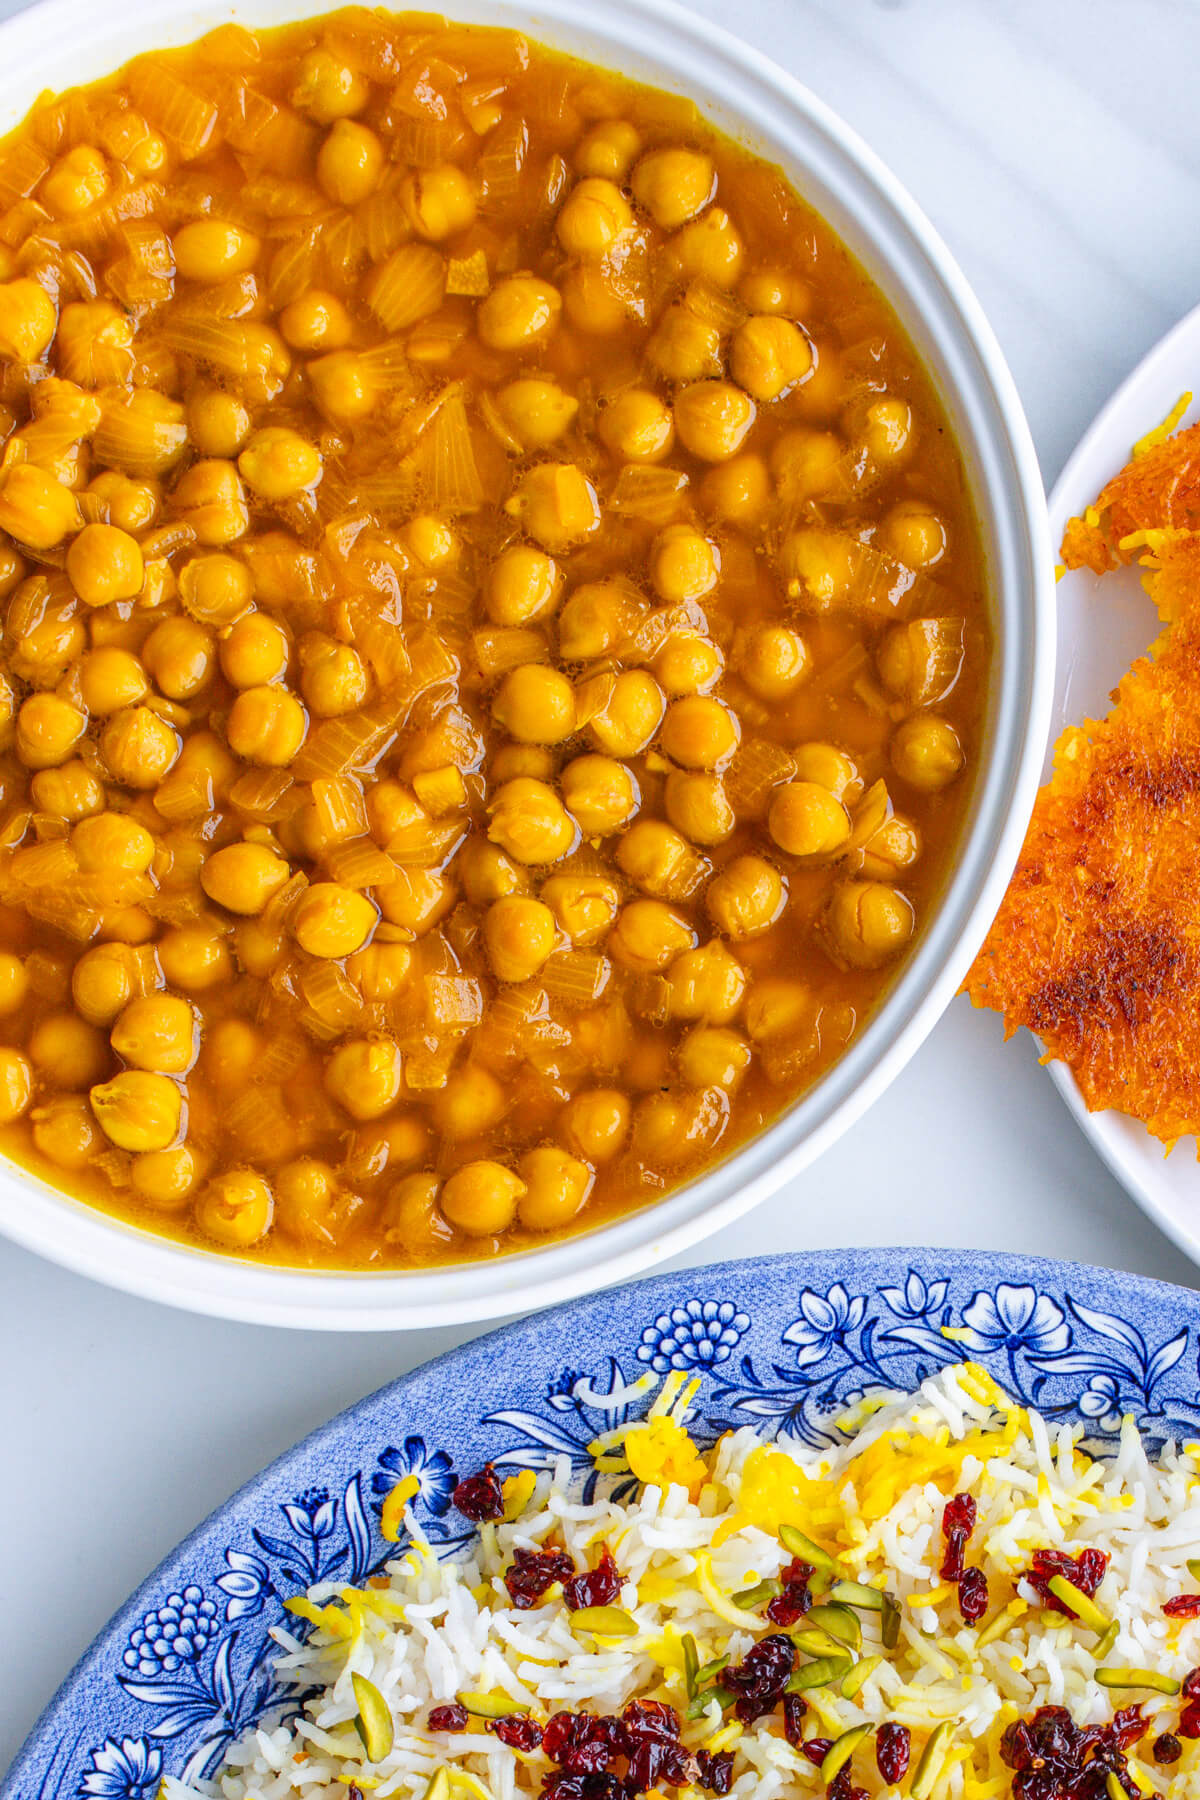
[7,1249,1200,1800]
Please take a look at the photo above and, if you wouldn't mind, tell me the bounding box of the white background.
[6,0,1200,1774]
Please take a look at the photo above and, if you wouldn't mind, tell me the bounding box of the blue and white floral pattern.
[10,1249,1200,1800]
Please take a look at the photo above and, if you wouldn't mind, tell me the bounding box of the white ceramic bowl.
[0,0,1054,1328]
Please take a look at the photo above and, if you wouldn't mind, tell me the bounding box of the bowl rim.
[0,0,1056,1328]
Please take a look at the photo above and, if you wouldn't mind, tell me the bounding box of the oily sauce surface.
[0,9,988,1267]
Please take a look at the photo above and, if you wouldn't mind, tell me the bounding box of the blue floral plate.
[8,1248,1200,1800]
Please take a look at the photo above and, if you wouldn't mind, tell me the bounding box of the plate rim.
[1044,297,1200,1266]
[8,1242,1200,1793]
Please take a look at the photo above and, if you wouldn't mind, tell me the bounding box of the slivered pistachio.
[423,1775,451,1800]
[1094,1621,1120,1662]
[778,1525,838,1570]
[840,1655,883,1699]
[569,1605,637,1636]
[682,1632,699,1700]
[732,1578,782,1610]
[1105,1777,1128,1800]
[1047,1575,1110,1633]
[696,1653,730,1683]
[1187,1558,1200,1583]
[351,1672,395,1761]
[687,1686,735,1720]
[804,1602,862,1650]
[820,1725,872,1785]
[881,1592,901,1650]
[910,1721,954,1800]
[829,1579,886,1612]
[786,1654,852,1694]
[975,1605,1016,1649]
[791,1626,846,1658]
[458,1691,533,1719]
[1095,1667,1181,1696]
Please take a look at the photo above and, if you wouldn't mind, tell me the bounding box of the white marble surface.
[6,0,1200,1774]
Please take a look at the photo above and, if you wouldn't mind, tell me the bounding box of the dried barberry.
[940,1492,977,1583]
[875,1722,910,1783]
[452,1463,505,1521]
[958,1565,989,1623]
[1022,1547,1109,1616]
[722,1632,796,1725]
[429,1702,469,1732]
[826,1772,867,1800]
[543,1710,628,1774]
[1001,1702,1145,1799]
[798,1737,831,1767]
[694,1752,733,1795]
[504,1545,576,1609]
[1153,1732,1182,1764]
[543,1771,627,1800]
[621,1700,690,1791]
[766,1557,813,1626]
[782,1693,807,1747]
[493,1716,544,1751]
[1163,1594,1200,1618]
[564,1548,622,1612]
[1180,1700,1200,1740]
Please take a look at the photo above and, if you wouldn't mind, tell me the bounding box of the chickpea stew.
[0,8,988,1268]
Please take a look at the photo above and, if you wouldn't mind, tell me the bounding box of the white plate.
[1047,300,1200,1263]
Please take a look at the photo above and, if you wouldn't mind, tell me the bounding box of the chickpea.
[100,907,157,947]
[440,1159,524,1236]
[558,580,640,659]
[172,460,250,547]
[734,623,809,701]
[159,923,231,992]
[178,554,254,627]
[862,813,922,881]
[767,780,851,860]
[87,472,157,535]
[793,742,862,802]
[298,633,368,717]
[561,260,627,335]
[616,819,699,898]
[30,1012,109,1088]
[707,855,787,938]
[651,525,720,604]
[382,1171,447,1251]
[610,899,696,972]
[0,277,57,363]
[459,840,526,906]
[405,514,458,569]
[731,315,813,402]
[665,770,734,845]
[484,894,558,982]
[325,1036,402,1120]
[664,940,746,1023]
[876,618,964,708]
[505,461,601,553]
[309,351,375,421]
[220,612,290,688]
[201,842,291,915]
[478,275,561,351]
[890,714,963,791]
[72,943,140,1026]
[744,977,812,1042]
[376,869,455,936]
[647,306,721,382]
[90,1068,181,1151]
[342,939,409,1003]
[236,915,287,978]
[238,427,322,500]
[562,1088,629,1162]
[143,616,215,698]
[590,670,665,758]
[32,1094,101,1169]
[670,206,743,286]
[194,1168,274,1247]
[131,1144,202,1209]
[881,500,946,569]
[292,47,368,122]
[661,694,739,770]
[654,633,724,696]
[486,545,561,626]
[599,388,674,463]
[541,873,619,944]
[79,647,149,715]
[0,465,81,549]
[678,1024,751,1089]
[517,1144,593,1230]
[73,812,155,874]
[292,883,377,958]
[203,1018,261,1086]
[42,144,109,218]
[188,388,252,459]
[0,1047,32,1122]
[17,693,87,769]
[826,879,914,969]
[402,164,477,239]
[110,993,196,1074]
[556,177,632,257]
[488,777,578,865]
[101,705,180,788]
[31,761,104,821]
[632,1087,724,1163]
[273,1157,340,1242]
[673,380,756,461]
[561,754,639,836]
[317,118,383,205]
[632,147,715,228]
[492,664,576,745]
[576,119,640,180]
[172,220,260,282]
[67,522,144,607]
[495,379,578,451]
[226,685,307,766]
[432,1063,506,1138]
[279,289,353,352]
[348,1113,429,1182]
[0,953,28,1014]
[861,395,913,464]
[700,452,771,524]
